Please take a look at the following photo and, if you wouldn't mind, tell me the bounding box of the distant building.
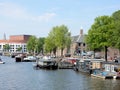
[70,29,86,56]
[56,29,87,57]
[0,35,31,53]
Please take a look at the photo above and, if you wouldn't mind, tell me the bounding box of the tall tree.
[112,10,120,51]
[37,37,45,54]
[86,16,115,61]
[54,25,71,56]
[27,36,38,54]
[44,25,71,57]
[44,28,57,56]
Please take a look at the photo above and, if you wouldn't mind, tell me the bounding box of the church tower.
[3,33,6,40]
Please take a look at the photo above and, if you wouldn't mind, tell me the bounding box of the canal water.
[0,56,120,90]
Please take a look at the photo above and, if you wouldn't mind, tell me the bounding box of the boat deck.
[91,74,120,79]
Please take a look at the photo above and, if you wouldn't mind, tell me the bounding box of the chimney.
[80,27,83,35]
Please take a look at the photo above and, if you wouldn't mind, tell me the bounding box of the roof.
[103,61,120,65]
[71,34,86,43]
[0,34,31,44]
[0,40,27,44]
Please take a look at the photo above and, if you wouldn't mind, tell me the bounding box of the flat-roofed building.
[0,35,31,53]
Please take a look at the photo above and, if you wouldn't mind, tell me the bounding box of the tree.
[86,16,115,61]
[112,10,120,51]
[27,36,38,54]
[3,44,10,52]
[54,25,71,56]
[44,28,57,56]
[37,37,45,54]
[44,25,71,57]
[16,47,22,52]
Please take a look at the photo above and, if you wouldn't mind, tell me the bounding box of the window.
[83,43,85,46]
[78,43,81,46]
[111,65,114,72]
[105,64,110,71]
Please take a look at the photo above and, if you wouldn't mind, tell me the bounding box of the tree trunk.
[118,49,120,57]
[105,46,107,62]
[61,48,63,57]
[53,48,56,57]
[93,49,95,58]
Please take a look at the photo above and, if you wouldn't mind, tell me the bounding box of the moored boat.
[36,56,58,69]
[74,58,105,74]
[0,58,5,64]
[23,56,36,62]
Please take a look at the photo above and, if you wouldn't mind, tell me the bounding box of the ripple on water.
[0,56,120,90]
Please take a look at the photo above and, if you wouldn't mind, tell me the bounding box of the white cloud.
[0,2,56,22]
[32,13,56,22]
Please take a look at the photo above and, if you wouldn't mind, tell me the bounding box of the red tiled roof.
[0,40,9,43]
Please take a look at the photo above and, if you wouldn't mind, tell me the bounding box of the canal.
[0,56,120,90]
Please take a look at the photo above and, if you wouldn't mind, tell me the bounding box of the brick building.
[0,35,31,53]
[56,29,86,57]
[56,29,120,59]
[70,29,86,56]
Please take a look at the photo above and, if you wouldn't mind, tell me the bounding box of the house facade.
[56,28,120,59]
[56,29,86,57]
[70,29,86,56]
[0,35,31,53]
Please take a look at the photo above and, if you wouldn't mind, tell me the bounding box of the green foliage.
[37,37,45,53]
[86,15,115,61]
[54,25,71,56]
[3,44,10,51]
[44,25,71,56]
[112,10,120,21]
[27,36,38,53]
[44,26,58,54]
[86,15,115,50]
[44,35,56,53]
[112,10,120,49]
[16,47,22,52]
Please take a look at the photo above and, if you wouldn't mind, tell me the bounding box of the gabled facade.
[56,29,86,57]
[70,29,86,56]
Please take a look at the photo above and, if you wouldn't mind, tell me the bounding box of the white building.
[0,35,31,53]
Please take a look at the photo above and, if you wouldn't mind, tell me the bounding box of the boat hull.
[37,64,58,70]
[36,59,58,70]
[0,62,5,64]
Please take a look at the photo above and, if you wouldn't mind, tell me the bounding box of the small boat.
[36,56,58,69]
[0,58,5,64]
[15,54,24,62]
[23,56,36,62]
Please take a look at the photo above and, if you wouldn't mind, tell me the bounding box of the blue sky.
[0,0,120,39]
